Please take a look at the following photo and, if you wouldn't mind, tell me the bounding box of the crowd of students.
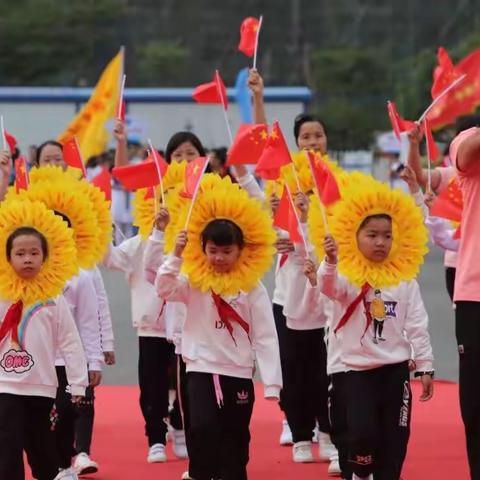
[0,66,479,480]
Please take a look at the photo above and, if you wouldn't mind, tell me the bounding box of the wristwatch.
[414,370,435,379]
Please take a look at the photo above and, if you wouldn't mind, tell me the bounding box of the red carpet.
[28,381,469,479]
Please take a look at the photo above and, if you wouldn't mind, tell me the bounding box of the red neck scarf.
[211,293,250,346]
[0,301,24,346]
[334,283,371,335]
[278,253,289,269]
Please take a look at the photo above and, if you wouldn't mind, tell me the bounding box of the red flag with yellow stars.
[182,157,209,199]
[307,151,341,206]
[238,17,260,57]
[192,71,228,109]
[14,156,29,193]
[255,121,292,180]
[387,101,415,140]
[227,124,268,166]
[112,160,159,191]
[273,186,302,243]
[430,176,463,222]
[91,168,112,201]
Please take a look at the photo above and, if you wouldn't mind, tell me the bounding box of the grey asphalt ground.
[101,243,458,385]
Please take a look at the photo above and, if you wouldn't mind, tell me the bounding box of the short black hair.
[6,227,48,260]
[35,140,63,166]
[293,113,327,145]
[201,219,244,252]
[165,132,205,164]
[358,214,392,231]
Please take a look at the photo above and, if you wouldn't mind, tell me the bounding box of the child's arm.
[143,208,169,284]
[249,285,282,399]
[102,236,138,278]
[154,230,190,304]
[232,167,265,201]
[113,119,128,167]
[56,296,89,400]
[248,68,267,125]
[91,267,115,365]
[404,280,434,401]
[400,165,429,219]
[73,273,104,385]
[425,217,460,252]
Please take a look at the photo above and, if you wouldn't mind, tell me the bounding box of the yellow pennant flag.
[58,48,124,161]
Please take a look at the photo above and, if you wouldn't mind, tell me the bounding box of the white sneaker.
[352,474,373,480]
[54,468,79,480]
[319,432,337,462]
[74,452,98,475]
[279,419,293,446]
[181,471,193,480]
[172,429,188,459]
[292,441,314,463]
[147,443,167,463]
[312,423,320,443]
[327,452,342,477]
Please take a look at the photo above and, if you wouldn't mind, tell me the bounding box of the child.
[0,201,88,480]
[151,178,281,480]
[302,197,434,480]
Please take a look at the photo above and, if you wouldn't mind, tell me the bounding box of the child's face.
[9,235,45,279]
[356,218,393,263]
[38,145,66,170]
[204,241,241,273]
[171,141,200,163]
[297,121,327,154]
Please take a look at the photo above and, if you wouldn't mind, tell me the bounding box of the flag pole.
[184,159,210,230]
[423,120,432,193]
[117,74,126,120]
[0,115,6,151]
[73,136,88,178]
[148,139,165,206]
[305,151,329,233]
[290,161,302,193]
[253,15,263,70]
[285,184,309,252]
[418,74,466,123]
[215,70,234,145]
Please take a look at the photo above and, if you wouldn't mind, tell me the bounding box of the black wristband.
[414,370,434,379]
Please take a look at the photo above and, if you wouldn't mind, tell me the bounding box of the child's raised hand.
[408,123,423,146]
[174,230,188,257]
[247,68,264,95]
[294,191,309,222]
[324,234,338,264]
[424,191,435,209]
[400,165,419,194]
[270,193,280,216]
[113,119,126,143]
[419,374,434,402]
[275,237,295,254]
[155,207,170,232]
[303,258,318,286]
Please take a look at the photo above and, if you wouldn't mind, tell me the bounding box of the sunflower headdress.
[6,172,101,270]
[324,175,428,288]
[0,199,78,304]
[165,175,276,296]
[132,161,189,240]
[29,166,112,259]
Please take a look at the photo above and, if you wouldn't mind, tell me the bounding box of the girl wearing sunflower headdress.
[0,199,88,480]
[298,176,434,480]
[146,175,281,480]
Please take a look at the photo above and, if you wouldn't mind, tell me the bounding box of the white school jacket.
[84,267,115,353]
[143,229,186,353]
[315,260,434,373]
[59,271,104,372]
[156,254,283,399]
[102,235,167,337]
[0,296,88,398]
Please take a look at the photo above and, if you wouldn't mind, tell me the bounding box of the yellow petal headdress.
[166,175,276,295]
[322,175,429,288]
[0,199,78,304]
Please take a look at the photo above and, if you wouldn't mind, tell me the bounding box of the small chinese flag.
[423,118,440,163]
[387,101,416,140]
[182,157,209,199]
[431,48,459,100]
[14,156,29,193]
[274,187,302,244]
[112,160,160,191]
[238,17,260,57]
[147,149,169,179]
[255,121,292,180]
[91,168,112,201]
[430,177,463,222]
[5,131,17,153]
[227,123,268,166]
[63,138,86,174]
[193,71,228,109]
[307,151,341,206]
